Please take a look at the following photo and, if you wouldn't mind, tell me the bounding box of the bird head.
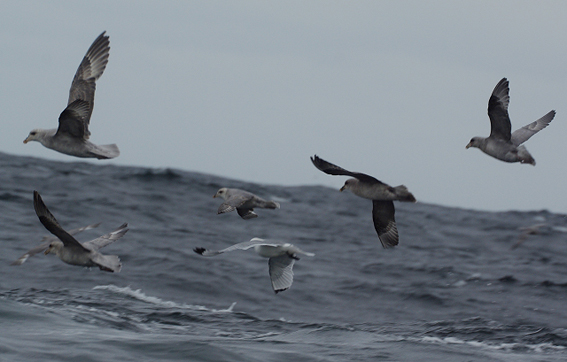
[44,240,64,255]
[213,187,228,200]
[23,129,43,144]
[340,179,357,192]
[466,137,483,149]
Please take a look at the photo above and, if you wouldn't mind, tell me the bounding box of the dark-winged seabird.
[31,191,128,272]
[311,155,416,248]
[24,31,120,159]
[466,77,555,165]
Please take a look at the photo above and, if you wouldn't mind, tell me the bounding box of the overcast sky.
[1,1,566,213]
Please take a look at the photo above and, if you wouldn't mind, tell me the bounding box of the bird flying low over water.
[23,31,120,159]
[466,77,555,165]
[194,238,314,293]
[11,222,101,266]
[311,155,416,248]
[213,187,280,220]
[31,191,128,272]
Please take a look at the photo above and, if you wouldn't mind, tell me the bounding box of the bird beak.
[23,137,30,144]
[213,194,217,198]
[44,248,51,255]
[339,185,346,192]
[465,141,472,149]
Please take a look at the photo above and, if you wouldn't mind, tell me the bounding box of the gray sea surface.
[1,152,566,361]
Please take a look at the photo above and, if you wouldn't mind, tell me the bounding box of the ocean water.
[1,151,566,362]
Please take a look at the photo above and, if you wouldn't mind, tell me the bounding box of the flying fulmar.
[466,77,555,165]
[23,31,120,159]
[11,222,101,266]
[32,191,128,272]
[311,155,416,248]
[213,187,280,220]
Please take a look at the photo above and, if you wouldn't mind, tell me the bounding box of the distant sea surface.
[1,152,566,362]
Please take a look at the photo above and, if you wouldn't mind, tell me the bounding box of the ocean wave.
[418,335,566,353]
[93,284,236,313]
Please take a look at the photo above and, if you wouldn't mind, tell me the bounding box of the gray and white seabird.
[213,187,280,219]
[11,222,101,266]
[311,155,416,248]
[32,191,128,272]
[466,77,555,165]
[194,238,314,293]
[23,31,120,159]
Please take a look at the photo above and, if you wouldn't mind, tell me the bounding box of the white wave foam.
[419,335,566,353]
[93,285,236,313]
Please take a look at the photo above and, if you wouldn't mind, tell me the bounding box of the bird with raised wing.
[11,222,101,266]
[23,31,120,159]
[466,78,555,165]
[31,191,128,272]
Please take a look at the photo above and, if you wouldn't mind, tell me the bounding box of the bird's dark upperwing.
[33,191,89,252]
[488,78,512,141]
[68,31,110,126]
[55,100,90,139]
[310,155,382,184]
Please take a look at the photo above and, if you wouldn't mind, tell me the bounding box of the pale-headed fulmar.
[213,187,280,220]
[311,155,416,248]
[466,77,555,165]
[32,191,128,272]
[23,31,120,159]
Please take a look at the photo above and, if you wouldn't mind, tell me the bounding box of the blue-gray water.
[1,152,566,361]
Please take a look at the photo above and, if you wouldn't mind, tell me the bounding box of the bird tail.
[94,144,120,159]
[258,200,280,209]
[394,185,416,202]
[517,145,536,166]
[267,201,280,209]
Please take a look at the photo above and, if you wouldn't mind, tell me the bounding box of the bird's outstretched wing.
[310,155,382,184]
[372,200,399,248]
[55,100,91,139]
[68,31,110,128]
[82,223,129,251]
[33,191,89,252]
[511,111,555,146]
[194,238,282,256]
[488,78,512,141]
[268,254,295,293]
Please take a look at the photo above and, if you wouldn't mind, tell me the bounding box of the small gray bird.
[466,78,555,165]
[213,187,280,219]
[311,155,416,248]
[194,238,314,293]
[32,191,128,272]
[23,31,120,159]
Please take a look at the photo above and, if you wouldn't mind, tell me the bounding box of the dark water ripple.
[1,152,567,361]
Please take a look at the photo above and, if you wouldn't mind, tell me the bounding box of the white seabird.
[194,238,314,293]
